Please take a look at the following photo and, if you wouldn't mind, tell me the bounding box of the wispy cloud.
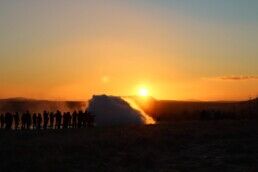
[207,75,258,81]
[220,76,258,81]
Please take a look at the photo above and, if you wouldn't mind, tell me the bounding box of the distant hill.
[135,97,258,121]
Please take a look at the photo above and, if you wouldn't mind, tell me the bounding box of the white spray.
[87,95,155,126]
[121,97,155,124]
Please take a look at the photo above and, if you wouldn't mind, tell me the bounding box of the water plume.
[121,97,155,124]
[87,95,155,126]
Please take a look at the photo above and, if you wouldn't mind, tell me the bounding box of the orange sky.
[0,1,257,101]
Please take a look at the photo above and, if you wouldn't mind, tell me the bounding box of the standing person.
[64,112,70,129]
[62,112,68,129]
[72,110,78,128]
[85,110,90,128]
[43,111,49,130]
[78,111,83,128]
[21,112,26,130]
[37,113,42,130]
[82,110,87,128]
[25,111,31,130]
[13,112,20,130]
[49,112,55,129]
[0,113,5,129]
[5,112,13,130]
[55,110,62,129]
[32,113,37,130]
[67,112,72,128]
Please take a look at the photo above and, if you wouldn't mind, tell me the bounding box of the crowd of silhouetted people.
[0,110,95,130]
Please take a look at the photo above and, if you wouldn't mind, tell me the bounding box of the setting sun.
[138,87,149,97]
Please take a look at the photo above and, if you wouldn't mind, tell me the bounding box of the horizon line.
[0,96,256,103]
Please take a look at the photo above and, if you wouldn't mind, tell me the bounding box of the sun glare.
[138,87,149,97]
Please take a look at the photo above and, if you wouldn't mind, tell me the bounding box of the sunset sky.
[0,0,257,101]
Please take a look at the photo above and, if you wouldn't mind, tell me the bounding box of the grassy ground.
[0,120,258,172]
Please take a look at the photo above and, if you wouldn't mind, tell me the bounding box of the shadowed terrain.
[136,97,258,121]
[0,120,258,172]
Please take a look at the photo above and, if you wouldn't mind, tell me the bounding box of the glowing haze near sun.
[122,97,156,125]
[0,1,257,101]
[138,87,149,97]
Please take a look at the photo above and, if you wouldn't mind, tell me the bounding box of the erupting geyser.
[87,95,155,126]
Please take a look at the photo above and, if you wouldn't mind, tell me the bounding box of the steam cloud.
[87,95,155,126]
[0,98,87,113]
[0,95,156,127]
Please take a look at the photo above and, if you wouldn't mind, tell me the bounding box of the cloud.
[219,76,258,81]
[206,75,258,81]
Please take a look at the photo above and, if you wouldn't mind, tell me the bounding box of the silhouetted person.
[63,112,67,129]
[67,112,72,128]
[55,110,62,129]
[82,110,88,128]
[78,111,83,128]
[63,112,70,129]
[83,110,89,127]
[0,114,4,129]
[63,112,72,129]
[32,113,37,130]
[37,113,42,130]
[5,112,13,130]
[43,111,49,130]
[21,112,26,129]
[13,112,20,130]
[49,112,55,129]
[72,111,78,128]
[25,111,31,129]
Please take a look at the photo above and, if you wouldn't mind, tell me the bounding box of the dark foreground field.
[0,120,258,172]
